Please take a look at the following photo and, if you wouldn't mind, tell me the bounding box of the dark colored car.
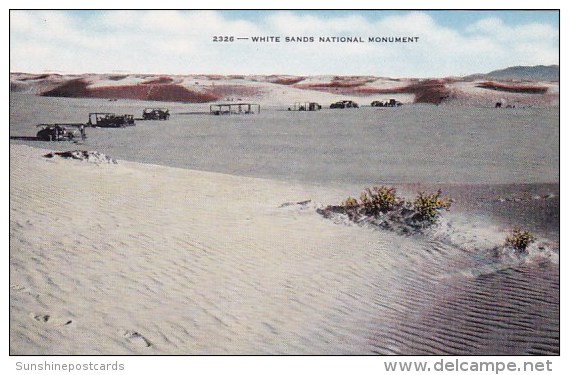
[36,124,76,141]
[143,108,170,120]
[88,113,135,127]
[330,100,359,109]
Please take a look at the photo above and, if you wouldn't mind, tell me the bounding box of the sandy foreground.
[10,144,388,354]
[10,144,559,355]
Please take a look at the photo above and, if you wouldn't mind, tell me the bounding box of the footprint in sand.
[10,284,26,292]
[11,284,40,298]
[119,329,152,348]
[30,313,50,323]
[29,313,73,326]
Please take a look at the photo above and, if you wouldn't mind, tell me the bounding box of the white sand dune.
[10,145,559,355]
[10,72,558,107]
[10,144,390,354]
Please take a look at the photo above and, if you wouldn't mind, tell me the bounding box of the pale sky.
[9,10,559,77]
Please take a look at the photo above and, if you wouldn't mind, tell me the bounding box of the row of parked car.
[293,99,404,111]
[35,108,170,141]
[87,108,170,127]
[329,99,403,109]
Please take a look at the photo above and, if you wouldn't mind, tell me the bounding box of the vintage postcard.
[9,9,559,359]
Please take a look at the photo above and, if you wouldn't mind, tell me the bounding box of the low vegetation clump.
[413,190,452,224]
[505,228,535,253]
[342,196,359,208]
[318,187,539,256]
[319,185,452,233]
[360,186,400,215]
[338,186,402,221]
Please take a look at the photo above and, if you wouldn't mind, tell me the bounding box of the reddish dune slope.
[476,81,548,94]
[41,80,219,103]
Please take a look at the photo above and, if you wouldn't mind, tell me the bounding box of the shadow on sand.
[10,136,42,141]
[176,111,211,116]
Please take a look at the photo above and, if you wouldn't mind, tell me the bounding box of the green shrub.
[412,190,452,223]
[330,186,452,231]
[505,228,535,253]
[342,196,359,208]
[361,186,399,214]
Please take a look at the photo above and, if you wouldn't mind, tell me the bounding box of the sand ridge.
[10,145,392,354]
[10,73,559,107]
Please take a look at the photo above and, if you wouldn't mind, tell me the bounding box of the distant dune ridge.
[467,65,559,82]
[10,65,559,107]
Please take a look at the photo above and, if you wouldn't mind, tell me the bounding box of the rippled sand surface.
[10,145,558,355]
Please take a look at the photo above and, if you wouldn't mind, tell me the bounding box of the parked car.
[88,113,135,127]
[371,99,402,107]
[330,100,359,109]
[36,124,77,141]
[142,108,170,120]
